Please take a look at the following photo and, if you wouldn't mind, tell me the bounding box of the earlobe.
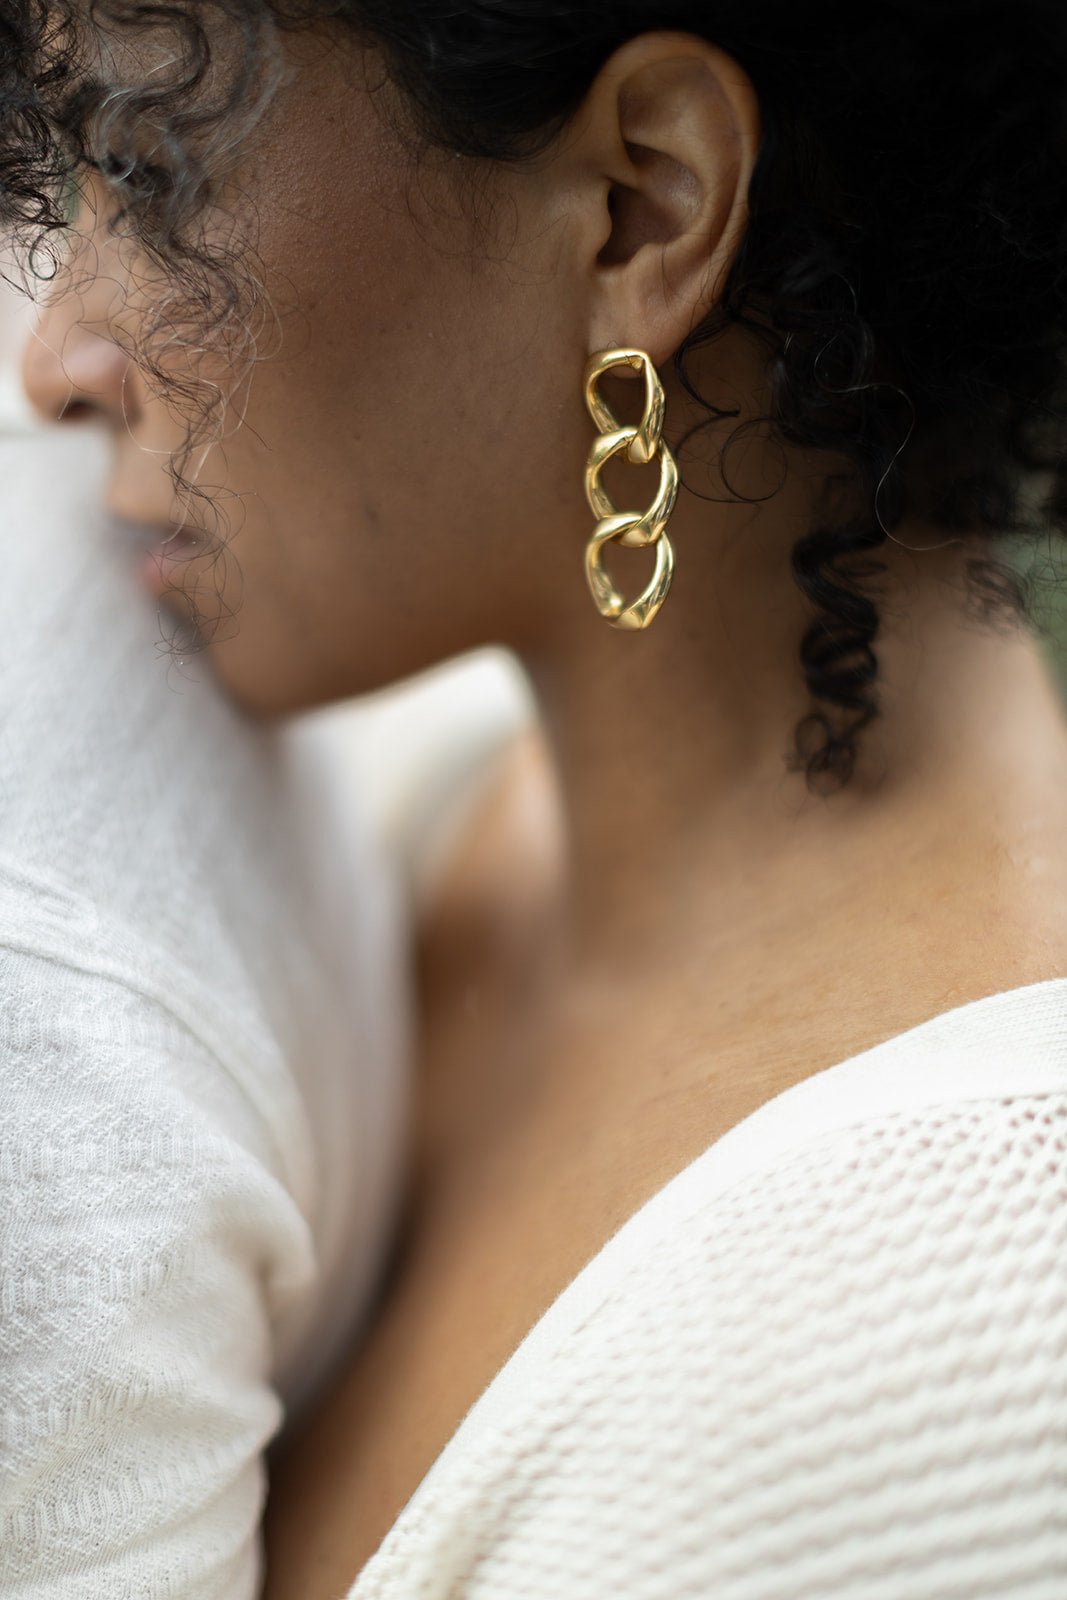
[583,34,761,367]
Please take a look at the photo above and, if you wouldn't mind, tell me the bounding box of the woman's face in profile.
[23,30,602,711]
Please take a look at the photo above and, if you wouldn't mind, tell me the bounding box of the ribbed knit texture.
[0,425,413,1597]
[347,980,1067,1600]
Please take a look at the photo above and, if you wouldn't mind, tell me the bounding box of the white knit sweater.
[346,976,1067,1600]
[0,426,413,1597]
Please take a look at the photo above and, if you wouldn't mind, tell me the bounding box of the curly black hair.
[5,0,1067,790]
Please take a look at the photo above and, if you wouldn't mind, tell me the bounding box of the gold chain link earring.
[582,347,678,630]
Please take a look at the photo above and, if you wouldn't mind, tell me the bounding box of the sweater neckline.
[350,973,1067,1591]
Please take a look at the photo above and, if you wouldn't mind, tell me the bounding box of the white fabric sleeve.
[350,1090,1067,1599]
[0,945,319,1600]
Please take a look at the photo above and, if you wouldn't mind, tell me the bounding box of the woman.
[10,2,1067,1595]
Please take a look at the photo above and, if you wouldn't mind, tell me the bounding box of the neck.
[522,495,1067,1005]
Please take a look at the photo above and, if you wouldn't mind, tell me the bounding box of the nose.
[20,298,138,429]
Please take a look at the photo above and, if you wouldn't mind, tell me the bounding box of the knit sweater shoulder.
[346,975,1067,1600]
[0,426,413,1598]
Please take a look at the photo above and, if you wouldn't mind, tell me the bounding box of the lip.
[105,509,207,596]
[137,532,204,597]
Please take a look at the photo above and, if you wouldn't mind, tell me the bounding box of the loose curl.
[6,0,1067,789]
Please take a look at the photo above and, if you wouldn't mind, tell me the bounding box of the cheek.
[237,178,579,605]
[198,269,583,711]
[183,58,589,706]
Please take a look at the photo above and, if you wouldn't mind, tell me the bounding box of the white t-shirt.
[346,975,1067,1600]
[0,424,413,1597]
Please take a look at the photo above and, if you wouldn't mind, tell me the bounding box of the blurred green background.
[1004,531,1067,706]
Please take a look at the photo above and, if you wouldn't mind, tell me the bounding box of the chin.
[189,617,458,719]
[196,639,368,717]
[155,569,492,715]
[148,583,377,713]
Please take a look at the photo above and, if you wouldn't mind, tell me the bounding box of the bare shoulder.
[414,723,565,993]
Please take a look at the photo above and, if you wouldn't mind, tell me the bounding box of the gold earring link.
[582,347,678,630]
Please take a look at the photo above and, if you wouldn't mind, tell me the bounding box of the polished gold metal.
[582,347,677,629]
[585,515,675,631]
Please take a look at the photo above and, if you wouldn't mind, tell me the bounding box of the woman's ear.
[568,32,761,367]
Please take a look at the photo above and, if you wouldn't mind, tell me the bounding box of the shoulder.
[414,725,563,952]
[0,931,318,1598]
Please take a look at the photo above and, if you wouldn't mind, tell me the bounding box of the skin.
[21,23,1067,1597]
